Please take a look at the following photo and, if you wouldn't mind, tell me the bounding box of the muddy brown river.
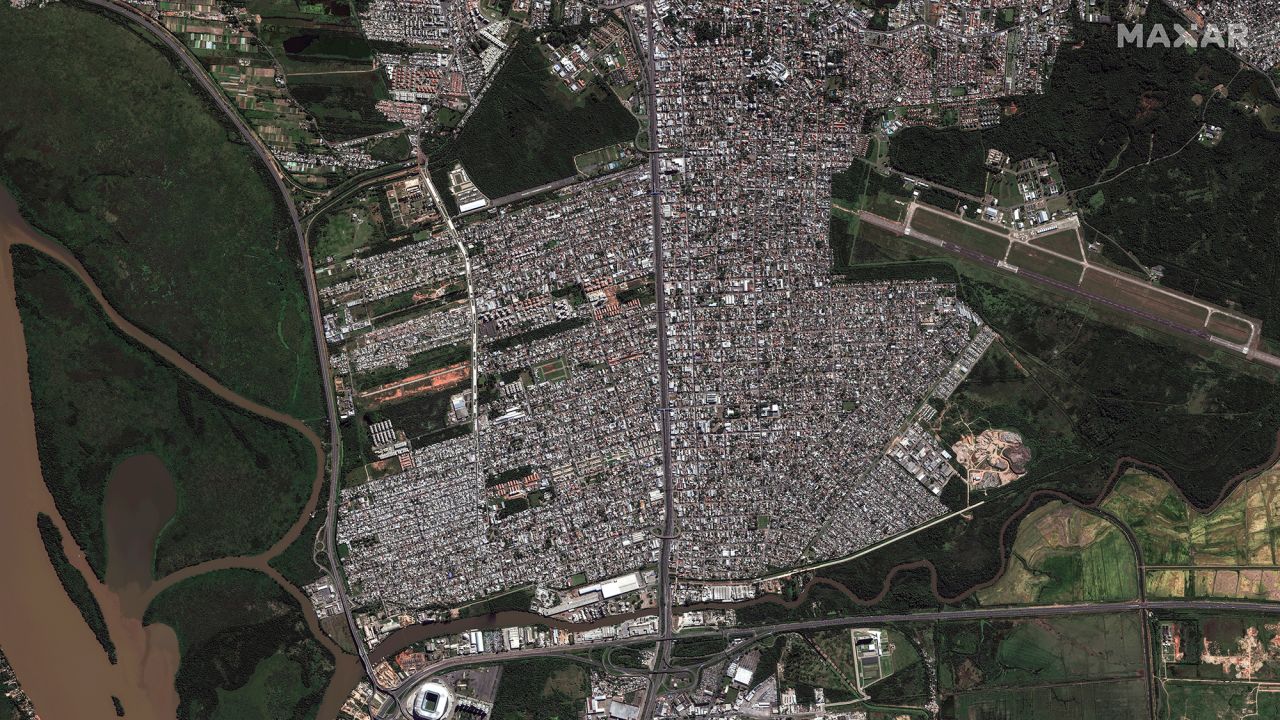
[0,200,180,717]
[104,455,178,619]
[0,188,361,718]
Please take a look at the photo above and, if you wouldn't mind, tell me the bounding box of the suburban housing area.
[3,0,1280,716]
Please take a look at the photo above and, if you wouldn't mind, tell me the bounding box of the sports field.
[573,143,628,175]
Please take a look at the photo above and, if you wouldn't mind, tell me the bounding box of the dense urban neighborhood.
[2,0,1280,717]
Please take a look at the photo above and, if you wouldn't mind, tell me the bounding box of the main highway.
[75,6,1280,720]
[377,595,1280,717]
[629,0,679,717]
[79,0,384,701]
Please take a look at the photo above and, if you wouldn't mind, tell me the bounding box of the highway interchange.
[72,3,1280,719]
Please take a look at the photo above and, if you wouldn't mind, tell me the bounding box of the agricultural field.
[160,0,343,182]
[144,569,334,720]
[489,657,589,720]
[13,248,316,579]
[789,248,1280,617]
[427,33,638,202]
[0,2,323,419]
[977,501,1138,606]
[1105,469,1280,602]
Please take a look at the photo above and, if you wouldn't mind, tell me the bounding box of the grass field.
[890,5,1280,338]
[367,384,464,444]
[779,635,859,703]
[312,201,384,263]
[1160,612,1280,685]
[909,207,1010,260]
[670,634,728,658]
[1207,311,1254,345]
[810,630,861,685]
[1006,242,1083,285]
[427,33,638,202]
[778,225,1280,615]
[489,657,589,720]
[144,569,334,720]
[953,680,1149,719]
[869,200,1257,351]
[977,501,1138,606]
[861,628,929,707]
[241,0,399,141]
[604,644,652,670]
[13,248,316,578]
[1162,681,1260,720]
[1029,228,1084,260]
[1078,268,1210,331]
[0,1,322,420]
[938,614,1144,700]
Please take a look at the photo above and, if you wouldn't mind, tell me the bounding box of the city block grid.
[330,0,1077,630]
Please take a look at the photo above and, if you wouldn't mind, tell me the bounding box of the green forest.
[427,33,638,203]
[889,4,1280,336]
[0,1,323,419]
[13,248,316,578]
[145,569,334,720]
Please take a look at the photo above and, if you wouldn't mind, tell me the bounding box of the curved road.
[68,6,1280,720]
[79,0,379,693]
[383,595,1280,718]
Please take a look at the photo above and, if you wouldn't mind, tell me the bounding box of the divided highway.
[80,0,381,694]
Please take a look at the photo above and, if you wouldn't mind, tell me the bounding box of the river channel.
[0,187,361,718]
